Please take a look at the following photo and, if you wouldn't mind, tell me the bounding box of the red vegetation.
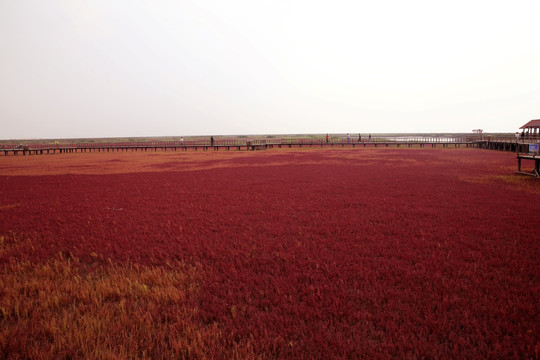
[0,148,539,358]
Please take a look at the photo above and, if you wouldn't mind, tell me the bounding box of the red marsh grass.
[0,148,538,359]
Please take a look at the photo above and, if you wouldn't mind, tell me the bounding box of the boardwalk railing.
[478,135,540,143]
[2,137,476,148]
[5,134,540,153]
[1,136,484,156]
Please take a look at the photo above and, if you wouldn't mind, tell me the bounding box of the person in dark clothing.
[211,136,214,146]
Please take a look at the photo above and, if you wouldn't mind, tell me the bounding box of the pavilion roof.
[520,119,540,129]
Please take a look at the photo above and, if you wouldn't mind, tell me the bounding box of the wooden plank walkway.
[1,141,479,156]
[516,154,540,177]
[477,140,533,153]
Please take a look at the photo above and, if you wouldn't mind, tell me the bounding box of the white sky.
[1,0,539,139]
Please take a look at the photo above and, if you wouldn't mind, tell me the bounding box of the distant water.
[385,136,458,142]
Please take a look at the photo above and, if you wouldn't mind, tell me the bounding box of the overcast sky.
[1,0,539,139]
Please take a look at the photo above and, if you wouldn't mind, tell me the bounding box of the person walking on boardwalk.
[347,133,350,143]
[326,133,329,143]
[210,136,214,147]
[358,134,362,142]
[368,134,371,141]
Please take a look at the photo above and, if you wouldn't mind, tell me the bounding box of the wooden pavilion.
[472,129,483,140]
[520,119,540,139]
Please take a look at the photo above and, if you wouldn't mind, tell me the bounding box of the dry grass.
[0,252,255,359]
[459,174,540,195]
[0,149,277,176]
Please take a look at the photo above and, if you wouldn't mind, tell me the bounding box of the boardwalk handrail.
[4,135,485,152]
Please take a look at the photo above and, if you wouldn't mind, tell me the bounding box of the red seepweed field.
[0,147,538,359]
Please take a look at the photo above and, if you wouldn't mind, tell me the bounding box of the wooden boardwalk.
[516,154,540,177]
[1,140,478,156]
[476,140,533,153]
